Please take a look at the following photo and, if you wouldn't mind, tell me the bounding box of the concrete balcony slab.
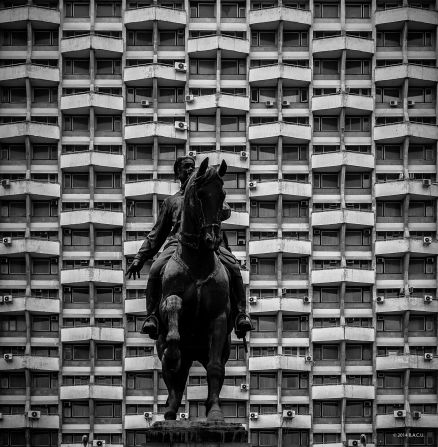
[187,384,248,401]
[375,6,438,26]
[0,122,59,142]
[311,268,375,285]
[125,414,165,429]
[61,92,123,113]
[124,122,187,143]
[60,326,124,343]
[60,151,124,170]
[60,385,123,400]
[376,63,438,84]
[188,35,250,56]
[123,241,143,258]
[249,63,311,85]
[312,210,374,228]
[249,413,281,429]
[375,179,438,199]
[312,151,374,170]
[249,355,310,372]
[0,63,59,83]
[61,34,123,55]
[249,180,311,199]
[0,297,60,314]
[249,6,311,26]
[249,238,311,256]
[124,63,186,84]
[0,414,59,429]
[311,326,344,342]
[0,179,60,198]
[124,355,160,371]
[223,211,249,229]
[312,384,374,400]
[312,35,374,56]
[344,326,374,342]
[0,5,60,24]
[60,268,124,285]
[0,238,59,256]
[374,122,438,143]
[196,150,249,171]
[0,415,26,429]
[374,296,438,313]
[376,414,406,429]
[187,93,250,113]
[125,180,178,199]
[124,5,186,26]
[376,354,438,371]
[0,355,59,371]
[60,209,124,227]
[312,93,373,114]
[249,121,311,143]
[375,238,438,256]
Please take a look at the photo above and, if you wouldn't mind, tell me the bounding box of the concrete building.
[0,0,437,446]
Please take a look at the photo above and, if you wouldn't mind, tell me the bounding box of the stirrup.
[234,313,252,338]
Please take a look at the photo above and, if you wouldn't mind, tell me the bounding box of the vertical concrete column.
[401,22,408,64]
[216,50,221,151]
[26,78,32,122]
[340,164,346,210]
[153,77,158,124]
[89,163,95,211]
[403,195,410,241]
[278,79,283,124]
[340,222,346,266]
[26,21,32,64]
[402,78,409,122]
[89,107,95,154]
[90,0,96,30]
[402,137,409,182]
[340,49,346,93]
[25,368,31,447]
[153,21,158,64]
[403,253,410,296]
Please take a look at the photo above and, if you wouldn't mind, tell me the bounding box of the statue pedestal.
[144,421,249,447]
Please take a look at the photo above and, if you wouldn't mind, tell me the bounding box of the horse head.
[184,157,228,251]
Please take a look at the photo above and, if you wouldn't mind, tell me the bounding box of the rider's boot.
[140,277,160,340]
[231,274,253,338]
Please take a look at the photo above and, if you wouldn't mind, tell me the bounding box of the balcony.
[124,356,160,371]
[375,179,438,199]
[60,209,124,227]
[125,414,165,429]
[376,63,438,84]
[249,6,311,27]
[0,415,26,429]
[124,63,186,84]
[187,385,248,401]
[0,179,60,199]
[312,150,374,170]
[249,238,311,257]
[249,355,310,372]
[374,122,438,143]
[374,296,438,313]
[0,355,59,372]
[186,93,250,113]
[0,296,60,314]
[0,414,59,429]
[249,180,311,200]
[0,5,60,24]
[0,121,59,142]
[312,35,374,57]
[311,326,344,342]
[249,122,311,143]
[60,384,123,400]
[195,150,249,171]
[124,5,186,26]
[376,414,409,430]
[312,209,374,228]
[60,150,124,170]
[123,241,143,258]
[188,35,250,56]
[344,326,374,342]
[312,93,373,114]
[61,92,123,113]
[0,238,60,256]
[223,211,249,229]
[60,326,124,343]
[311,268,375,285]
[375,6,438,26]
[376,237,438,256]
[312,384,375,400]
[125,180,178,199]
[376,354,438,371]
[0,63,59,83]
[124,121,187,143]
[60,268,124,285]
[61,34,123,56]
[249,63,311,85]
[376,413,438,430]
[249,414,281,429]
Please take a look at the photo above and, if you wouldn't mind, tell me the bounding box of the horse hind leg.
[161,294,182,374]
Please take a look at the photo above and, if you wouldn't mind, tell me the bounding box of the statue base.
[144,420,249,447]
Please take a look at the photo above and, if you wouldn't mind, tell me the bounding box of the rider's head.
[174,156,195,185]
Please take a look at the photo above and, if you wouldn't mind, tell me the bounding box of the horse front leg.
[161,294,182,373]
[206,312,227,422]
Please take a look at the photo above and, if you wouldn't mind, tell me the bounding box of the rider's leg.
[218,248,252,338]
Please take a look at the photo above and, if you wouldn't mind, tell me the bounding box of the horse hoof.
[207,408,224,422]
[164,410,177,420]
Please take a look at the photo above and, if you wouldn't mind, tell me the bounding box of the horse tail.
[162,294,182,373]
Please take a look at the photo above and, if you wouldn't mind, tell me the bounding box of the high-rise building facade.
[0,0,438,446]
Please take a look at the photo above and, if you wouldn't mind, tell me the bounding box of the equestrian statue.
[126,156,252,421]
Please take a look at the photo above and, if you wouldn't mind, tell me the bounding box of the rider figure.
[126,156,252,340]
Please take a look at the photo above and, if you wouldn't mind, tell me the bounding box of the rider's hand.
[126,259,143,280]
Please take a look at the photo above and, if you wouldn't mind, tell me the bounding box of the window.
[31,258,58,275]
[32,315,58,332]
[251,431,278,447]
[314,344,339,360]
[221,59,246,75]
[409,374,435,389]
[95,401,122,418]
[95,173,121,188]
[33,30,58,46]
[376,144,402,160]
[409,201,434,217]
[63,345,90,360]
[251,31,276,46]
[282,373,308,389]
[408,31,432,47]
[127,144,153,160]
[223,172,246,189]
[250,258,276,275]
[96,1,121,16]
[314,2,339,17]
[313,173,339,188]
[159,88,185,103]
[346,344,372,361]
[314,401,340,417]
[345,116,370,132]
[283,32,308,46]
[64,59,89,75]
[31,373,58,389]
[190,1,215,17]
[282,431,309,447]
[96,345,122,361]
[31,201,58,217]
[313,116,338,131]
[1,87,26,103]
[189,116,216,132]
[377,315,403,332]
[346,2,370,17]
[2,31,27,46]
[377,201,402,217]
[63,230,90,246]
[252,316,277,332]
[0,258,26,274]
[221,2,246,17]
[159,30,184,46]
[313,230,339,246]
[190,59,216,75]
[250,373,277,390]
[63,116,89,132]
[346,401,372,418]
[313,287,339,303]
[250,201,276,218]
[377,32,401,47]
[96,59,121,75]
[283,88,308,103]
[127,30,153,46]
[127,200,153,217]
[96,116,121,132]
[251,346,277,357]
[283,316,309,332]
[63,173,89,188]
[221,116,246,132]
[63,402,89,418]
[95,230,122,246]
[376,258,403,274]
[65,1,89,17]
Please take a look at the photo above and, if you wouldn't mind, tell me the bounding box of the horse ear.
[218,159,227,177]
[196,157,209,179]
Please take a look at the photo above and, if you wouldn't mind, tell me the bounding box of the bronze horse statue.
[157,157,232,422]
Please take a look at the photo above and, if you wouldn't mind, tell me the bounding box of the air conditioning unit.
[305,355,312,362]
[283,409,295,418]
[28,410,41,419]
[265,100,275,108]
[187,150,197,157]
[240,383,249,391]
[389,100,398,107]
[174,62,187,72]
[282,100,290,107]
[144,412,153,419]
[140,99,150,107]
[413,411,421,419]
[3,353,13,361]
[3,295,12,304]
[249,412,258,420]
[175,121,188,131]
[249,296,258,305]
[248,181,257,189]
[423,236,432,245]
[407,100,415,107]
[424,295,433,303]
[424,352,433,360]
[394,409,406,418]
[303,296,310,304]
[179,412,189,420]
[185,94,194,103]
[348,441,360,447]
[240,150,248,159]
[1,179,10,187]
[2,237,12,245]
[93,441,106,447]
[423,179,432,187]
[376,296,385,304]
